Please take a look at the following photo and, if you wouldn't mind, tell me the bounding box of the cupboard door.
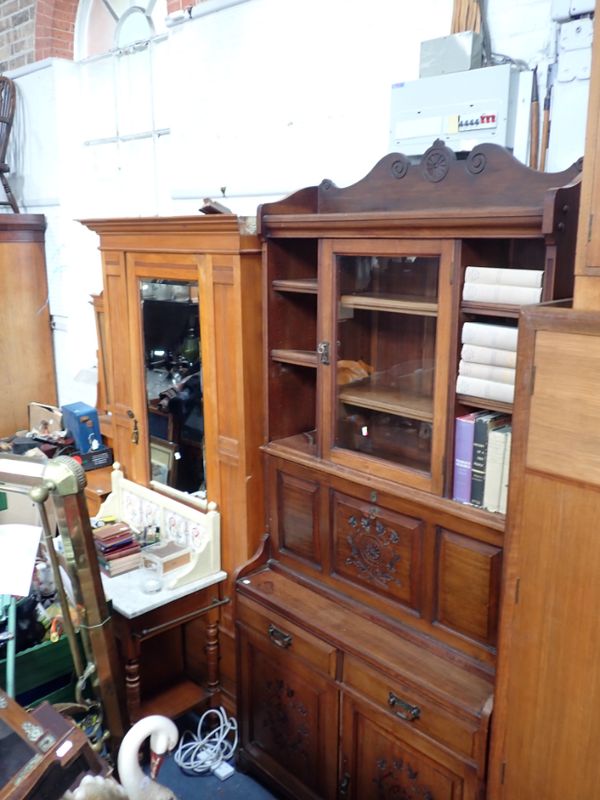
[237,622,339,800]
[320,239,454,494]
[489,312,600,799]
[340,693,475,800]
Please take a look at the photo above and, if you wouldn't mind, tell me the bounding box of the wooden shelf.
[461,301,522,319]
[271,348,318,367]
[339,380,433,422]
[264,431,318,457]
[341,293,438,316]
[139,679,209,720]
[272,278,318,294]
[456,394,513,415]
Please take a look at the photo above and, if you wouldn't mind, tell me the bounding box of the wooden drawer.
[237,596,337,678]
[343,655,482,763]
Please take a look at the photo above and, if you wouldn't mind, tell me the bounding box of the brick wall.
[0,0,210,70]
[0,0,36,72]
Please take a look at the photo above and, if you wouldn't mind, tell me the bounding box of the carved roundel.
[321,179,333,192]
[467,149,487,175]
[422,142,452,183]
[390,156,409,180]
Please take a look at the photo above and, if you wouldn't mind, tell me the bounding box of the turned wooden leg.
[205,617,219,696]
[125,659,141,722]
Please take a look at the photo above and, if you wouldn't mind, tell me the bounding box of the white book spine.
[483,428,509,513]
[461,322,518,352]
[465,266,544,288]
[461,344,517,368]
[456,375,515,404]
[499,431,512,514]
[459,360,516,385]
[462,283,542,305]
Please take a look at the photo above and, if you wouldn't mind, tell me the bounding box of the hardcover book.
[452,412,480,504]
[483,424,512,513]
[471,413,510,508]
[93,522,131,541]
[464,266,544,288]
[462,282,542,305]
[499,427,513,514]
[94,532,134,552]
[460,343,517,369]
[456,375,515,404]
[458,360,516,385]
[461,322,518,352]
[98,542,141,561]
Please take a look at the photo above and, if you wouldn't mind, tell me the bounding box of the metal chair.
[0,76,19,213]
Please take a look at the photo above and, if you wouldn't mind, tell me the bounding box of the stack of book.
[456,321,519,404]
[462,266,543,305]
[93,522,142,577]
[452,411,512,514]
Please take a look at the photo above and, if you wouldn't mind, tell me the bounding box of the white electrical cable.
[174,707,238,774]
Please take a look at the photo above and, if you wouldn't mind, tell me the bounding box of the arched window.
[74,0,168,59]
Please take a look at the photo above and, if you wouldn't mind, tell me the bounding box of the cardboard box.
[61,402,102,454]
[419,31,483,78]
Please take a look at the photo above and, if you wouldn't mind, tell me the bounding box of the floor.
[156,755,279,799]
[150,711,280,800]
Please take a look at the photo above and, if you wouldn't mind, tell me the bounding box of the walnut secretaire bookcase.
[233,141,582,800]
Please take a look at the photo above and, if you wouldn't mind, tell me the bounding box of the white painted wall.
[2,0,592,410]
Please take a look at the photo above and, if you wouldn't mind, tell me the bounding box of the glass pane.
[140,279,205,495]
[0,718,37,788]
[335,255,439,473]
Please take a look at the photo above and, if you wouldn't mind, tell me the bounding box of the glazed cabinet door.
[237,621,339,800]
[340,692,478,800]
[319,239,454,494]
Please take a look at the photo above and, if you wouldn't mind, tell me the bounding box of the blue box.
[61,402,102,454]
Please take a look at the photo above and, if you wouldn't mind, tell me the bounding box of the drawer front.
[343,655,480,763]
[237,597,337,678]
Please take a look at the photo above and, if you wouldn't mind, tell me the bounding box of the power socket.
[211,761,235,781]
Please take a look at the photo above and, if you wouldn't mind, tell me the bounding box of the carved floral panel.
[332,492,424,611]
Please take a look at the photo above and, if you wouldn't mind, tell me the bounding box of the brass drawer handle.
[268,624,292,649]
[388,691,420,722]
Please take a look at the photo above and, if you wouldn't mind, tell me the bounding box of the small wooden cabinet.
[235,142,583,799]
[81,215,265,708]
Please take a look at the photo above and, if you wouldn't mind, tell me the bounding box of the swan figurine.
[64,715,180,800]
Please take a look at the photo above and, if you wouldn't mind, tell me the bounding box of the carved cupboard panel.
[237,619,338,800]
[340,693,478,800]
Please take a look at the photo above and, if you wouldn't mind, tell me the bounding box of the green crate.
[0,635,75,698]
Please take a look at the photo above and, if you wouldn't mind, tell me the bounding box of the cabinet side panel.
[435,529,502,647]
[495,473,600,799]
[526,330,600,485]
